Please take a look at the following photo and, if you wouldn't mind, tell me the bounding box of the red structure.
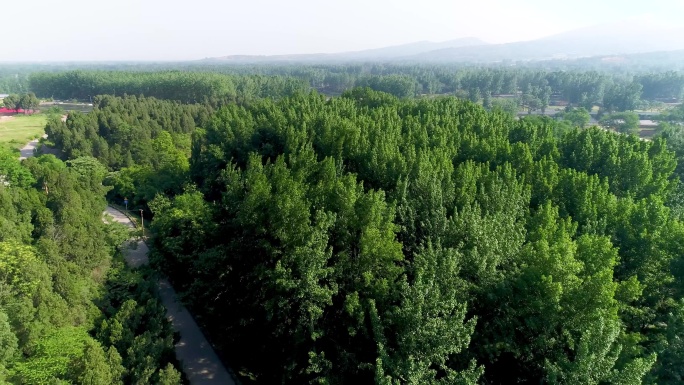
[0,108,27,114]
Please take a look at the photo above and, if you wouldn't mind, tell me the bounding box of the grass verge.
[0,114,47,152]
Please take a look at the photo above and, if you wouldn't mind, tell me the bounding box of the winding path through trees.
[18,134,47,160]
[21,140,237,385]
[104,207,237,385]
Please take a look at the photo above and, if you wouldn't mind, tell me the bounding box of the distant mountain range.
[203,20,684,63]
[417,21,684,62]
[326,37,487,60]
[203,37,487,63]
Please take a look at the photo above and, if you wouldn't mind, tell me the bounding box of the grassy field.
[0,114,47,152]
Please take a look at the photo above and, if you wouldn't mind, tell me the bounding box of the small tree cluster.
[2,92,39,113]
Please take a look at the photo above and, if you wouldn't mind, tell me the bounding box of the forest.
[36,73,684,384]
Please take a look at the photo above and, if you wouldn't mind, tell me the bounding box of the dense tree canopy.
[35,62,684,385]
[56,88,675,384]
[3,50,684,385]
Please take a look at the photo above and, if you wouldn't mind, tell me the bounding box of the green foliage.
[558,128,675,199]
[521,83,552,114]
[1,93,39,112]
[560,107,591,128]
[636,72,684,101]
[157,363,182,385]
[355,75,418,98]
[10,326,90,384]
[0,137,181,383]
[374,243,481,384]
[0,241,42,299]
[26,65,681,111]
[35,68,684,384]
[45,95,204,208]
[2,94,18,111]
[600,111,640,135]
[603,83,643,112]
[140,90,682,384]
[0,148,35,188]
[659,104,684,123]
[490,97,519,117]
[29,70,309,104]
[0,309,18,369]
[70,339,123,385]
[94,260,181,385]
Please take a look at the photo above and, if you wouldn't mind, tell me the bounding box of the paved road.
[104,206,237,385]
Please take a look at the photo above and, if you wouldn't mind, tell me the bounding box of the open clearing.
[0,114,47,152]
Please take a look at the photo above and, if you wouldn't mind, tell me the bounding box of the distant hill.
[202,20,684,64]
[538,49,684,71]
[338,37,487,60]
[202,37,487,62]
[203,53,333,63]
[411,20,684,62]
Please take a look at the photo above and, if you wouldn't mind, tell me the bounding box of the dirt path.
[104,207,238,385]
[18,134,48,160]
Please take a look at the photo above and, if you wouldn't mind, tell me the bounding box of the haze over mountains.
[204,37,487,62]
[204,20,684,63]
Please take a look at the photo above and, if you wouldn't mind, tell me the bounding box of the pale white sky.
[1,0,684,61]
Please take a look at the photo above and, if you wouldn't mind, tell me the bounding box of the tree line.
[46,89,684,384]
[29,71,309,105]
[0,66,31,94]
[1,93,39,113]
[26,67,684,115]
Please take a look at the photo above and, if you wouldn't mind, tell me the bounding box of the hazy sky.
[2,0,684,61]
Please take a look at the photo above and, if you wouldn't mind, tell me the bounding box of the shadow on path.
[105,208,238,385]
